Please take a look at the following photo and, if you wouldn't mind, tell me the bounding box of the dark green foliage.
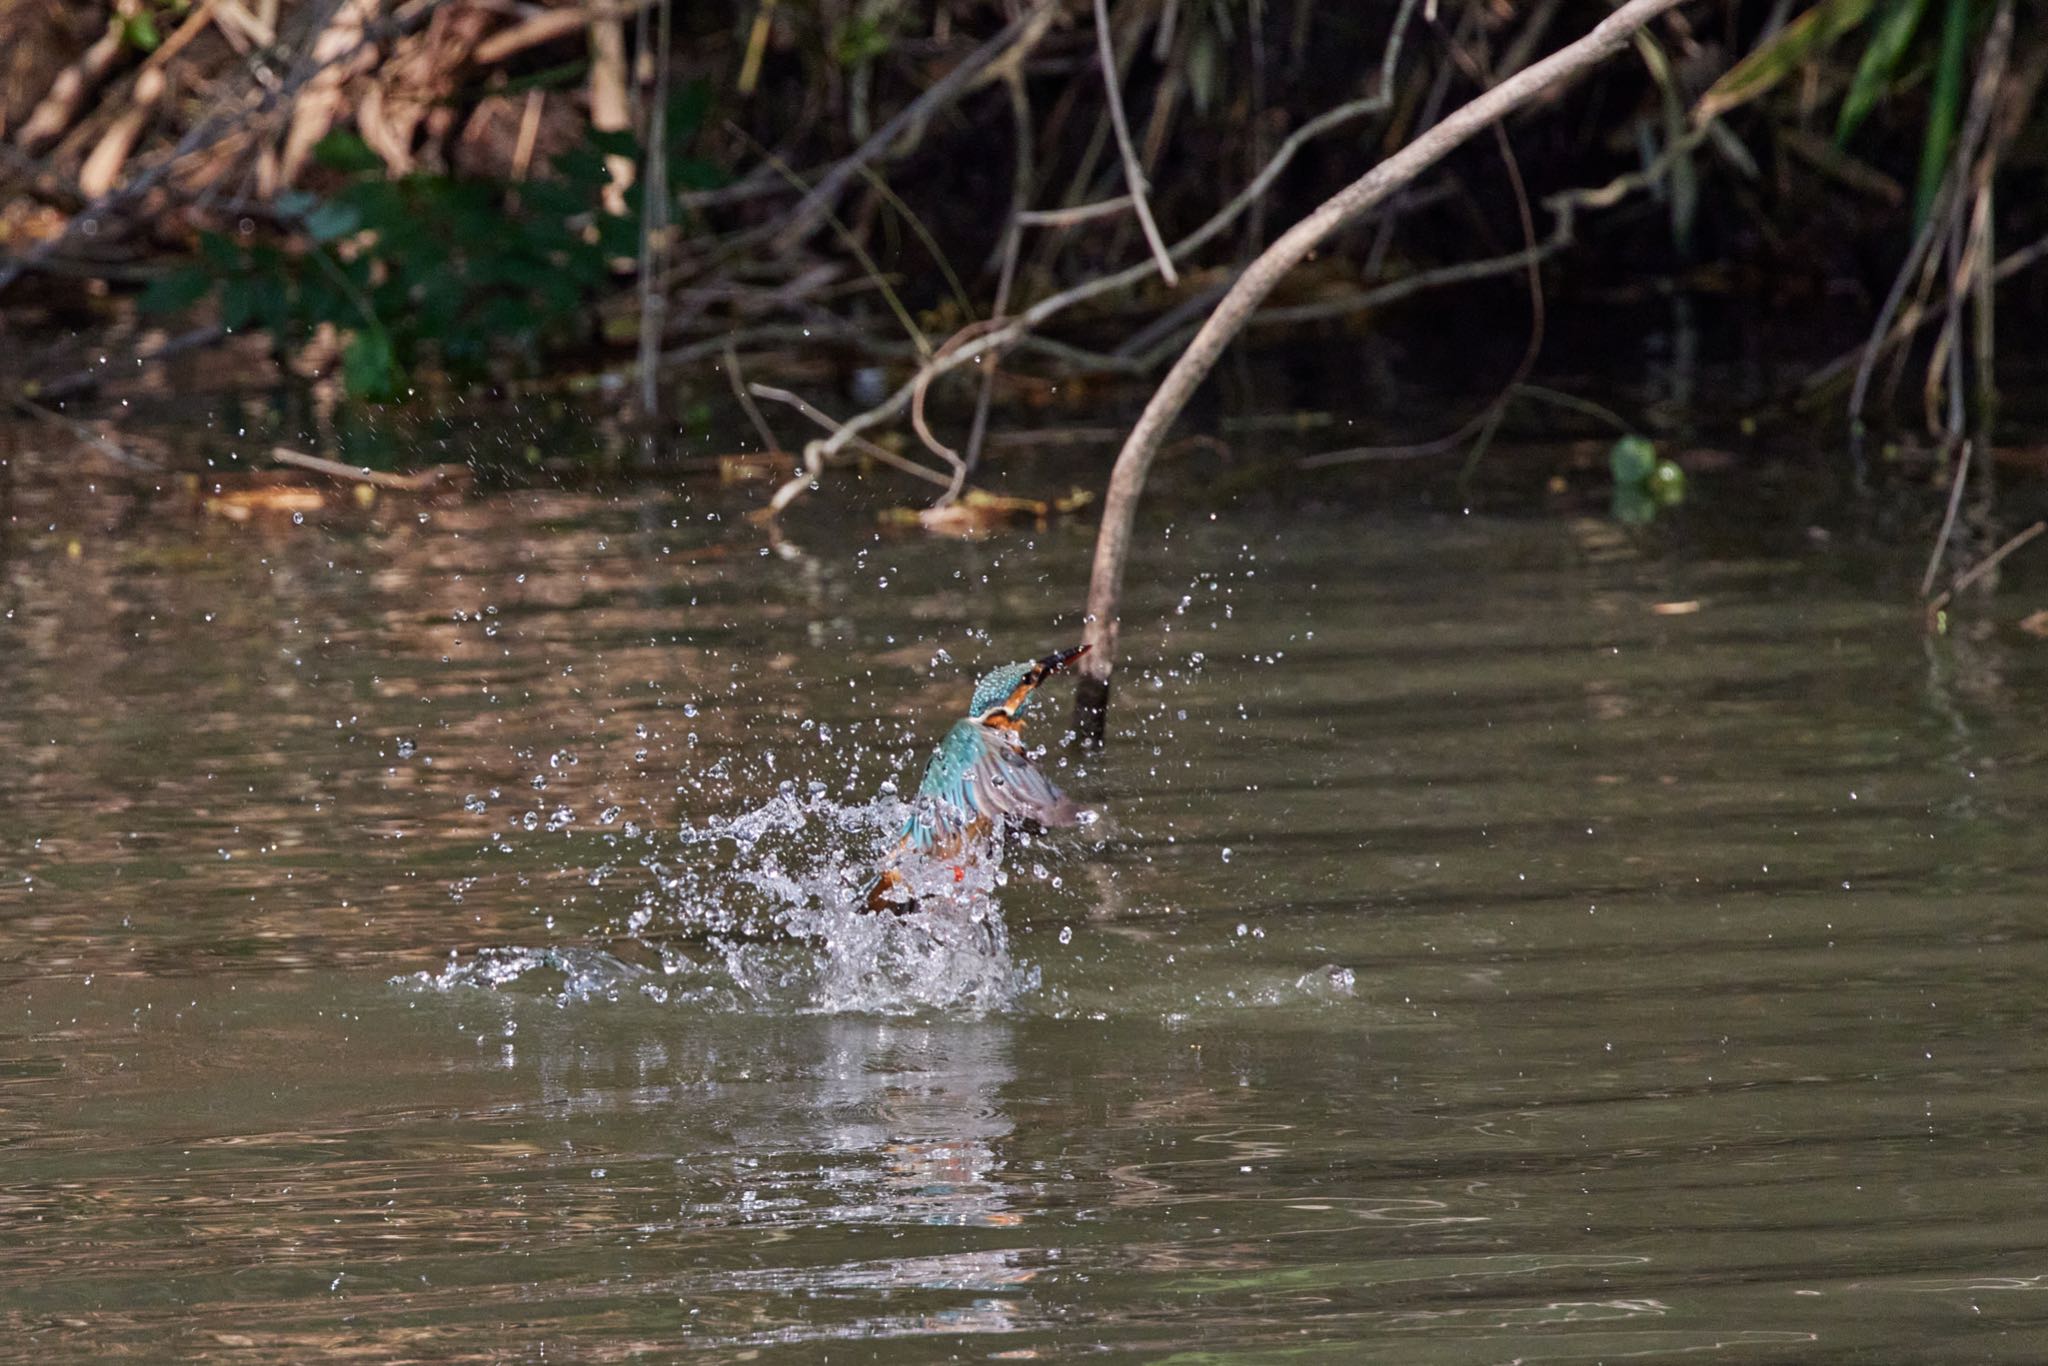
[1916,0,1974,224]
[1835,0,1931,145]
[1699,0,1989,232]
[140,88,720,400]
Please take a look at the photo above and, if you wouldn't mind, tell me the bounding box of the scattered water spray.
[406,782,1043,1014]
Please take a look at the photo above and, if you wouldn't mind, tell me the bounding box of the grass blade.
[1836,0,1932,144]
[1914,0,1973,224]
[1695,0,1880,123]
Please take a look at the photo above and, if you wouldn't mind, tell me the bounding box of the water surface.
[5,457,2048,1361]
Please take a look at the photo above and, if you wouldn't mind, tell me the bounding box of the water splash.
[406,784,1042,1015]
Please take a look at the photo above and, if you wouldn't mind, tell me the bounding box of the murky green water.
[6,454,2048,1361]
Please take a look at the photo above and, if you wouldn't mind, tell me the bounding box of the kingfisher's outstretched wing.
[903,720,1080,853]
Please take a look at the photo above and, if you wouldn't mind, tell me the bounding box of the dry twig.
[1092,0,1176,286]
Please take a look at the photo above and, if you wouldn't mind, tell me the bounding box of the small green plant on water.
[1609,434,1686,526]
[142,85,719,400]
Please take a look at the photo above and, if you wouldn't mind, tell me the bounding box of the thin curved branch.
[1093,0,1177,286]
[748,383,955,504]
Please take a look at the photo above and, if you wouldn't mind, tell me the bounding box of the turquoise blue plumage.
[901,714,1078,853]
[864,645,1089,912]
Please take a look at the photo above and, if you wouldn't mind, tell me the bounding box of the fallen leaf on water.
[204,487,327,522]
[2018,610,2048,638]
[1651,600,1701,615]
[884,487,1095,539]
[719,451,796,483]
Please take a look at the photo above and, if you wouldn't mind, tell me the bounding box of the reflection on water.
[8,440,2048,1358]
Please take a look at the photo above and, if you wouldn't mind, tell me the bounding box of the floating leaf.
[1611,485,1658,527]
[718,452,796,484]
[1648,459,1687,507]
[204,486,326,522]
[1609,434,1659,486]
[885,487,1096,540]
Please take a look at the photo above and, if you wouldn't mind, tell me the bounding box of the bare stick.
[747,384,954,492]
[909,375,969,507]
[723,342,782,454]
[747,0,1442,519]
[473,2,662,64]
[1074,0,1693,738]
[1921,441,1972,599]
[906,325,989,506]
[635,0,674,419]
[1093,0,1177,286]
[11,396,156,470]
[1017,197,1133,227]
[272,446,448,489]
[1927,519,2046,620]
[964,225,1018,475]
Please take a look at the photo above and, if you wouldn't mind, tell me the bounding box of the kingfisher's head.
[968,644,1089,727]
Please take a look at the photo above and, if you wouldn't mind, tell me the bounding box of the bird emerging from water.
[863,645,1091,913]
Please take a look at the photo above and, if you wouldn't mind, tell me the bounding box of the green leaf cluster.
[1609,435,1687,526]
[140,86,722,400]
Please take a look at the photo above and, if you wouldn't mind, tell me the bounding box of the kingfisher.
[864,644,1090,913]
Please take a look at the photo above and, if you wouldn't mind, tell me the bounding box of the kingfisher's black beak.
[1023,643,1089,689]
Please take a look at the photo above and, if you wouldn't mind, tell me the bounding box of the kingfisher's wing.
[903,721,1079,852]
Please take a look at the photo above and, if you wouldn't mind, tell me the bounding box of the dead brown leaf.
[883,486,1095,540]
[204,487,327,522]
[718,451,796,484]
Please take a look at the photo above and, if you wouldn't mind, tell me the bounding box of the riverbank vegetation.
[4,0,2046,635]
